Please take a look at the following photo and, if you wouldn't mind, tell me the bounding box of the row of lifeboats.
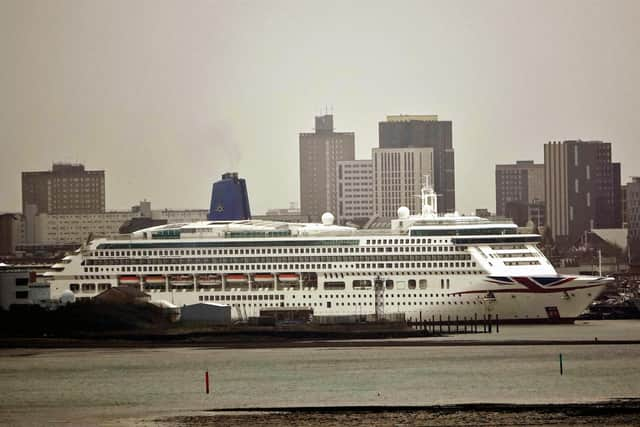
[227,273,299,283]
[119,273,300,286]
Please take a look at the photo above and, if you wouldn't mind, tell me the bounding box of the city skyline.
[1,0,639,215]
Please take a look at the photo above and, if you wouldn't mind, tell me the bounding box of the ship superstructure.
[45,181,609,323]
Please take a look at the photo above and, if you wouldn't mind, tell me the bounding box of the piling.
[205,371,210,394]
[496,314,500,333]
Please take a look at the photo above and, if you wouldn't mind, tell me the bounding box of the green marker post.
[559,353,563,376]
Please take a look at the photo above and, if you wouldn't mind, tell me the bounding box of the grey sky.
[1,0,639,215]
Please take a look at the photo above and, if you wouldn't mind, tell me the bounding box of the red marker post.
[205,371,210,394]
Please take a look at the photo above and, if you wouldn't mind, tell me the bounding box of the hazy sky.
[1,0,639,215]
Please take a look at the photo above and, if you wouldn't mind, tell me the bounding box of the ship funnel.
[207,172,252,221]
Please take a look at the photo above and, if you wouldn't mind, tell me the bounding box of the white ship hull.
[49,270,605,323]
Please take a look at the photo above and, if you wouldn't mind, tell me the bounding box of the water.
[1,320,640,425]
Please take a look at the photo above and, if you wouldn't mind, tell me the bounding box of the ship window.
[15,291,28,299]
[82,283,96,291]
[325,281,345,290]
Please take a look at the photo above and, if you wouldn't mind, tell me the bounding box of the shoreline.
[3,319,639,349]
[2,336,640,349]
[154,400,640,426]
[202,399,640,414]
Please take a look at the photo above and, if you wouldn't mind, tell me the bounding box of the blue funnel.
[207,172,251,221]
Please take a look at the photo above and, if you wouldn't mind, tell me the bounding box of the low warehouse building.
[180,303,231,325]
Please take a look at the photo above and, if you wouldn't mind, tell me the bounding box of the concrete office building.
[31,202,207,245]
[544,140,621,247]
[253,204,311,223]
[613,162,622,226]
[299,115,355,221]
[372,147,434,218]
[378,115,455,212]
[0,214,24,255]
[621,184,629,227]
[495,161,545,216]
[336,160,374,224]
[627,177,640,265]
[22,163,105,215]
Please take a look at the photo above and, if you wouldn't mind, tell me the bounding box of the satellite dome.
[321,212,335,225]
[397,206,410,219]
[59,290,76,305]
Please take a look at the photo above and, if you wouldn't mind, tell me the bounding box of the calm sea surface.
[1,320,640,425]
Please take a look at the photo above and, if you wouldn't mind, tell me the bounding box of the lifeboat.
[197,274,222,285]
[225,274,248,284]
[278,273,299,282]
[253,274,274,283]
[169,275,193,287]
[118,275,140,286]
[144,275,165,285]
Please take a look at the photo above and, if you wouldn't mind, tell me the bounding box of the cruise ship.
[46,181,610,323]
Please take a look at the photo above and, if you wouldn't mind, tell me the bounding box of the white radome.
[59,290,76,305]
[321,212,335,225]
[397,206,410,219]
